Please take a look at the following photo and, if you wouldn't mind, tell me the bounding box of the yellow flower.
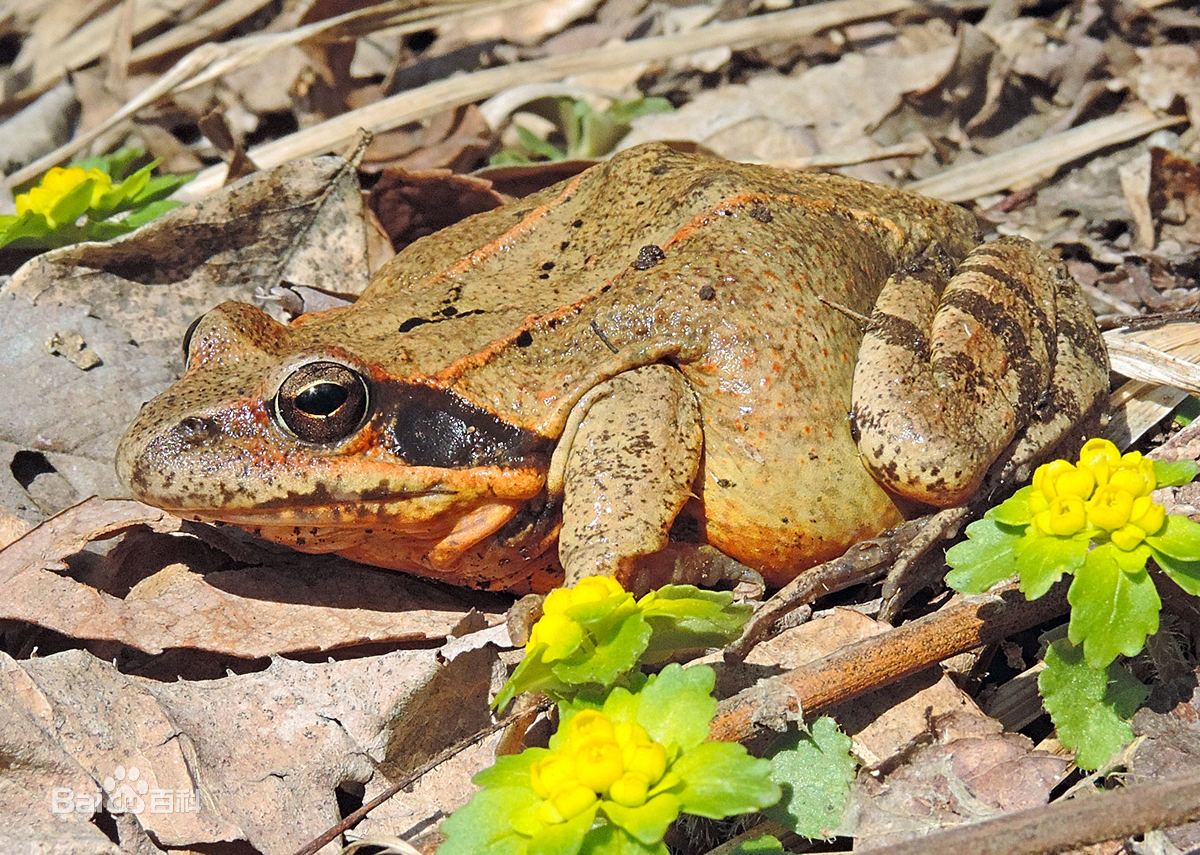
[608,773,651,808]
[530,754,577,799]
[1087,484,1134,531]
[529,708,670,816]
[527,576,633,657]
[551,784,598,820]
[1078,438,1121,473]
[1032,460,1094,504]
[526,612,582,659]
[573,738,625,792]
[1109,453,1156,498]
[1033,495,1087,537]
[1129,495,1166,537]
[1033,459,1075,496]
[14,166,112,228]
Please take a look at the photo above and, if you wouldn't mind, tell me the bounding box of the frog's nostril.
[177,416,220,446]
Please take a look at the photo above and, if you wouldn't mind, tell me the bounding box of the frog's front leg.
[851,236,1107,507]
[549,363,704,595]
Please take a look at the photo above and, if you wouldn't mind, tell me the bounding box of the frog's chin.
[181,497,525,564]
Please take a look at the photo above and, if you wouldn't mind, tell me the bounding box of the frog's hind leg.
[549,363,712,595]
[851,236,1107,508]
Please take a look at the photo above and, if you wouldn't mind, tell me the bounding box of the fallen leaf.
[849,712,1069,848]
[0,641,500,853]
[6,155,371,363]
[0,498,509,660]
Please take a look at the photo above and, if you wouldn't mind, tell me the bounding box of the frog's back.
[301,144,984,578]
[328,144,976,425]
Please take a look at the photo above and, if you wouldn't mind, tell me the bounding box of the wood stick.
[710,580,1069,742]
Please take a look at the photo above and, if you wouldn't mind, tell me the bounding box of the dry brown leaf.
[849,712,1069,849]
[1149,146,1200,255]
[6,155,369,364]
[620,39,957,169]
[0,498,508,659]
[368,167,505,250]
[0,291,178,514]
[1128,677,1200,852]
[0,641,500,853]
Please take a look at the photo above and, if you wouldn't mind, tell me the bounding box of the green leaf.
[944,518,1023,594]
[605,97,673,124]
[122,199,180,229]
[515,125,566,162]
[438,784,541,855]
[495,644,569,710]
[765,717,855,838]
[1039,637,1148,770]
[1153,551,1200,596]
[80,219,137,242]
[528,805,598,855]
[0,210,54,248]
[1016,530,1089,599]
[490,149,532,166]
[1146,514,1200,562]
[1153,459,1199,488]
[582,824,667,855]
[474,750,545,788]
[991,486,1034,526]
[132,173,193,205]
[600,793,681,844]
[73,147,144,180]
[728,836,785,855]
[632,664,716,750]
[639,585,750,661]
[1067,546,1161,668]
[554,610,651,687]
[673,741,779,818]
[48,178,96,228]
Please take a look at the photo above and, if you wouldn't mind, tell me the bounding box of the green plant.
[445,577,856,855]
[490,96,673,165]
[495,577,750,710]
[0,149,193,250]
[442,665,780,855]
[946,437,1200,767]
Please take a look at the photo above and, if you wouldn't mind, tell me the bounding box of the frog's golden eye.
[275,362,370,444]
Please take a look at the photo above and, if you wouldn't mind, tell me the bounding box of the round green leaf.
[1016,531,1089,599]
[672,741,779,818]
[1067,546,1161,668]
[1146,514,1200,562]
[632,664,716,750]
[600,793,681,844]
[944,518,1023,594]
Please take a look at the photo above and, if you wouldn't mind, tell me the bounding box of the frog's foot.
[851,237,1108,508]
[618,543,765,597]
[550,363,705,597]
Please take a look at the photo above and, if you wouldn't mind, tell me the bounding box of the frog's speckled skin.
[116,144,1108,593]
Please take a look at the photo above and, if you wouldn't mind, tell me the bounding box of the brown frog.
[116,143,1108,594]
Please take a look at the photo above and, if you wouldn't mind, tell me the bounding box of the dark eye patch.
[378,383,548,468]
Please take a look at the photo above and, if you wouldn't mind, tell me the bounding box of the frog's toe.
[617,543,764,597]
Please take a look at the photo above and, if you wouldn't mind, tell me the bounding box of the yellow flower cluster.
[1030,438,1166,550]
[14,166,111,228]
[529,710,669,824]
[528,576,630,656]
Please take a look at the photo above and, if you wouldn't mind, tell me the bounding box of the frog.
[115,143,1109,595]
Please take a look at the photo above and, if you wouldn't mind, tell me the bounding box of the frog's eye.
[275,362,370,443]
